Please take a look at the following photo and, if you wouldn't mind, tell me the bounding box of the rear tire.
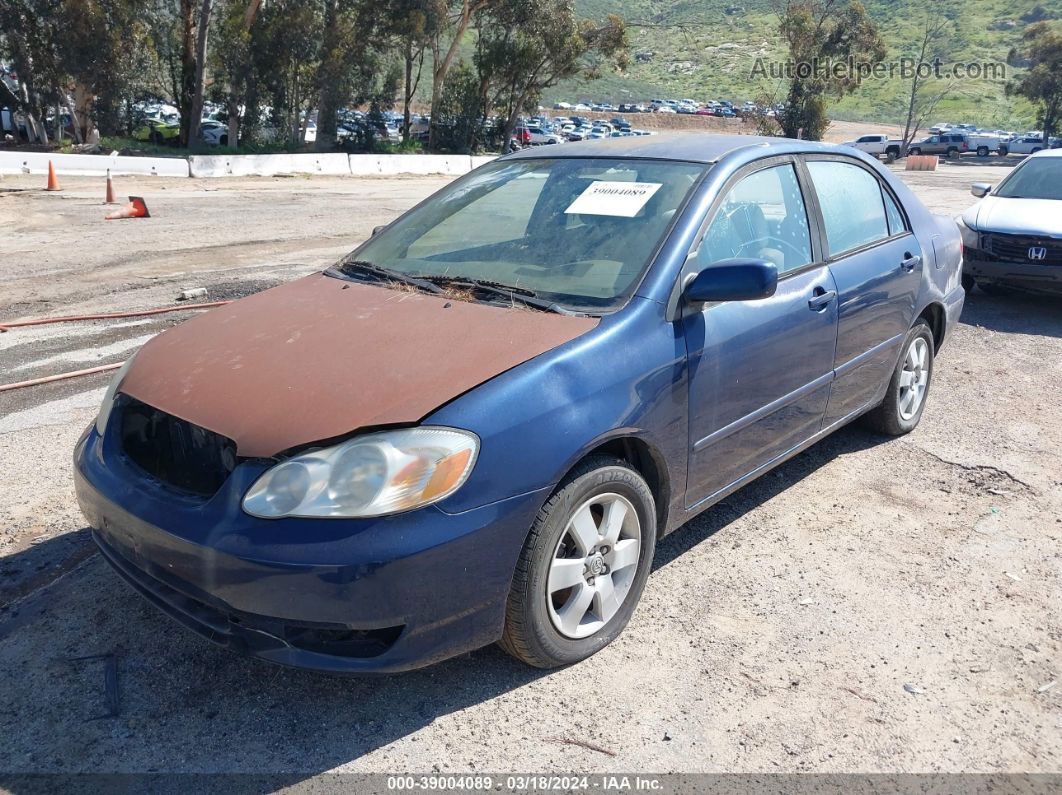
[977,146,989,157]
[863,320,934,436]
[998,146,1008,156]
[499,456,656,668]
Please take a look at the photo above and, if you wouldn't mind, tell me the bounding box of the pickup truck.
[840,134,904,160]
[965,133,1008,157]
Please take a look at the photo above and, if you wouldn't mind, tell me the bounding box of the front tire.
[863,320,934,436]
[499,456,656,668]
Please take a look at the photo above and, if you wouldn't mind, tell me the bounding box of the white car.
[957,148,1062,295]
[526,126,561,145]
[1001,135,1060,156]
[198,119,228,146]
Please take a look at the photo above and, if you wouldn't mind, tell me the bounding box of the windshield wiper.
[420,275,578,315]
[331,260,580,315]
[332,259,445,295]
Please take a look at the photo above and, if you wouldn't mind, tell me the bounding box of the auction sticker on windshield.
[565,181,662,217]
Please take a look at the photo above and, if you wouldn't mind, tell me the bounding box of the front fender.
[427,297,688,518]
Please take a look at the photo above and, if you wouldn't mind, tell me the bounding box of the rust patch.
[118,273,598,457]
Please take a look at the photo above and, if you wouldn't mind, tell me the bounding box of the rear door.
[682,157,838,507]
[802,157,923,425]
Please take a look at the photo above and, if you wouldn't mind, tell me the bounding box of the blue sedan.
[75,135,965,672]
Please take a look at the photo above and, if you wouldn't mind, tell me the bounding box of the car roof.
[500,133,855,164]
[1030,147,1062,158]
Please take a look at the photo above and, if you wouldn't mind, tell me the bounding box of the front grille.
[118,396,239,497]
[981,233,1062,266]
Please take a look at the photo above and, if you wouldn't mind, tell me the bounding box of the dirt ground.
[0,155,1059,777]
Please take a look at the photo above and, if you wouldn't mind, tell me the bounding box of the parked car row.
[552,98,777,118]
[843,128,1061,161]
[515,115,656,146]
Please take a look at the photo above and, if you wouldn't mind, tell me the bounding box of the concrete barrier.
[188,152,350,177]
[349,154,473,176]
[1,150,497,179]
[0,151,189,177]
[905,155,939,172]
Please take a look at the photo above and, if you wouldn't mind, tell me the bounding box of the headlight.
[955,216,979,249]
[94,356,136,436]
[242,427,479,519]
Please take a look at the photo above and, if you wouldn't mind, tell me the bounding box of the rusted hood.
[119,274,598,457]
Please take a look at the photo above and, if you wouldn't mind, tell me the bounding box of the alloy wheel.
[898,337,930,420]
[546,493,641,639]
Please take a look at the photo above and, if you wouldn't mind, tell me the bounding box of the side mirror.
[684,259,778,303]
[971,183,992,198]
[371,224,387,237]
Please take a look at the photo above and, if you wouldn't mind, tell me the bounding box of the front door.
[683,160,838,508]
[803,158,923,425]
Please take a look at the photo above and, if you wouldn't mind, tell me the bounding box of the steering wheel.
[734,235,809,264]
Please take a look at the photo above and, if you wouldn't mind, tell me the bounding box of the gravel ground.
[0,159,1059,776]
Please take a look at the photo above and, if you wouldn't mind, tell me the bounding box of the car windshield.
[993,157,1062,200]
[339,157,705,312]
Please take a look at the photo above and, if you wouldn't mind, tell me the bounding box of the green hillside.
[552,0,1053,129]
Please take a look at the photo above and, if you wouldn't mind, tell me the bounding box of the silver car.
[957,149,1062,295]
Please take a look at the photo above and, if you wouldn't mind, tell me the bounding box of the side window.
[806,160,890,256]
[882,188,906,237]
[697,163,813,274]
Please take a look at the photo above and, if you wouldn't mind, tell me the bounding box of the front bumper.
[965,252,1062,293]
[74,427,546,673]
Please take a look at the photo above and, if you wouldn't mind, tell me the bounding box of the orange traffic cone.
[45,160,61,191]
[105,196,150,220]
[104,169,117,204]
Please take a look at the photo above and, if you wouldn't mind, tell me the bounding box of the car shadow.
[653,423,888,570]
[0,424,888,781]
[959,287,1062,339]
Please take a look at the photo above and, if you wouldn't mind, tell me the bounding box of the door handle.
[808,287,836,310]
[901,252,921,272]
